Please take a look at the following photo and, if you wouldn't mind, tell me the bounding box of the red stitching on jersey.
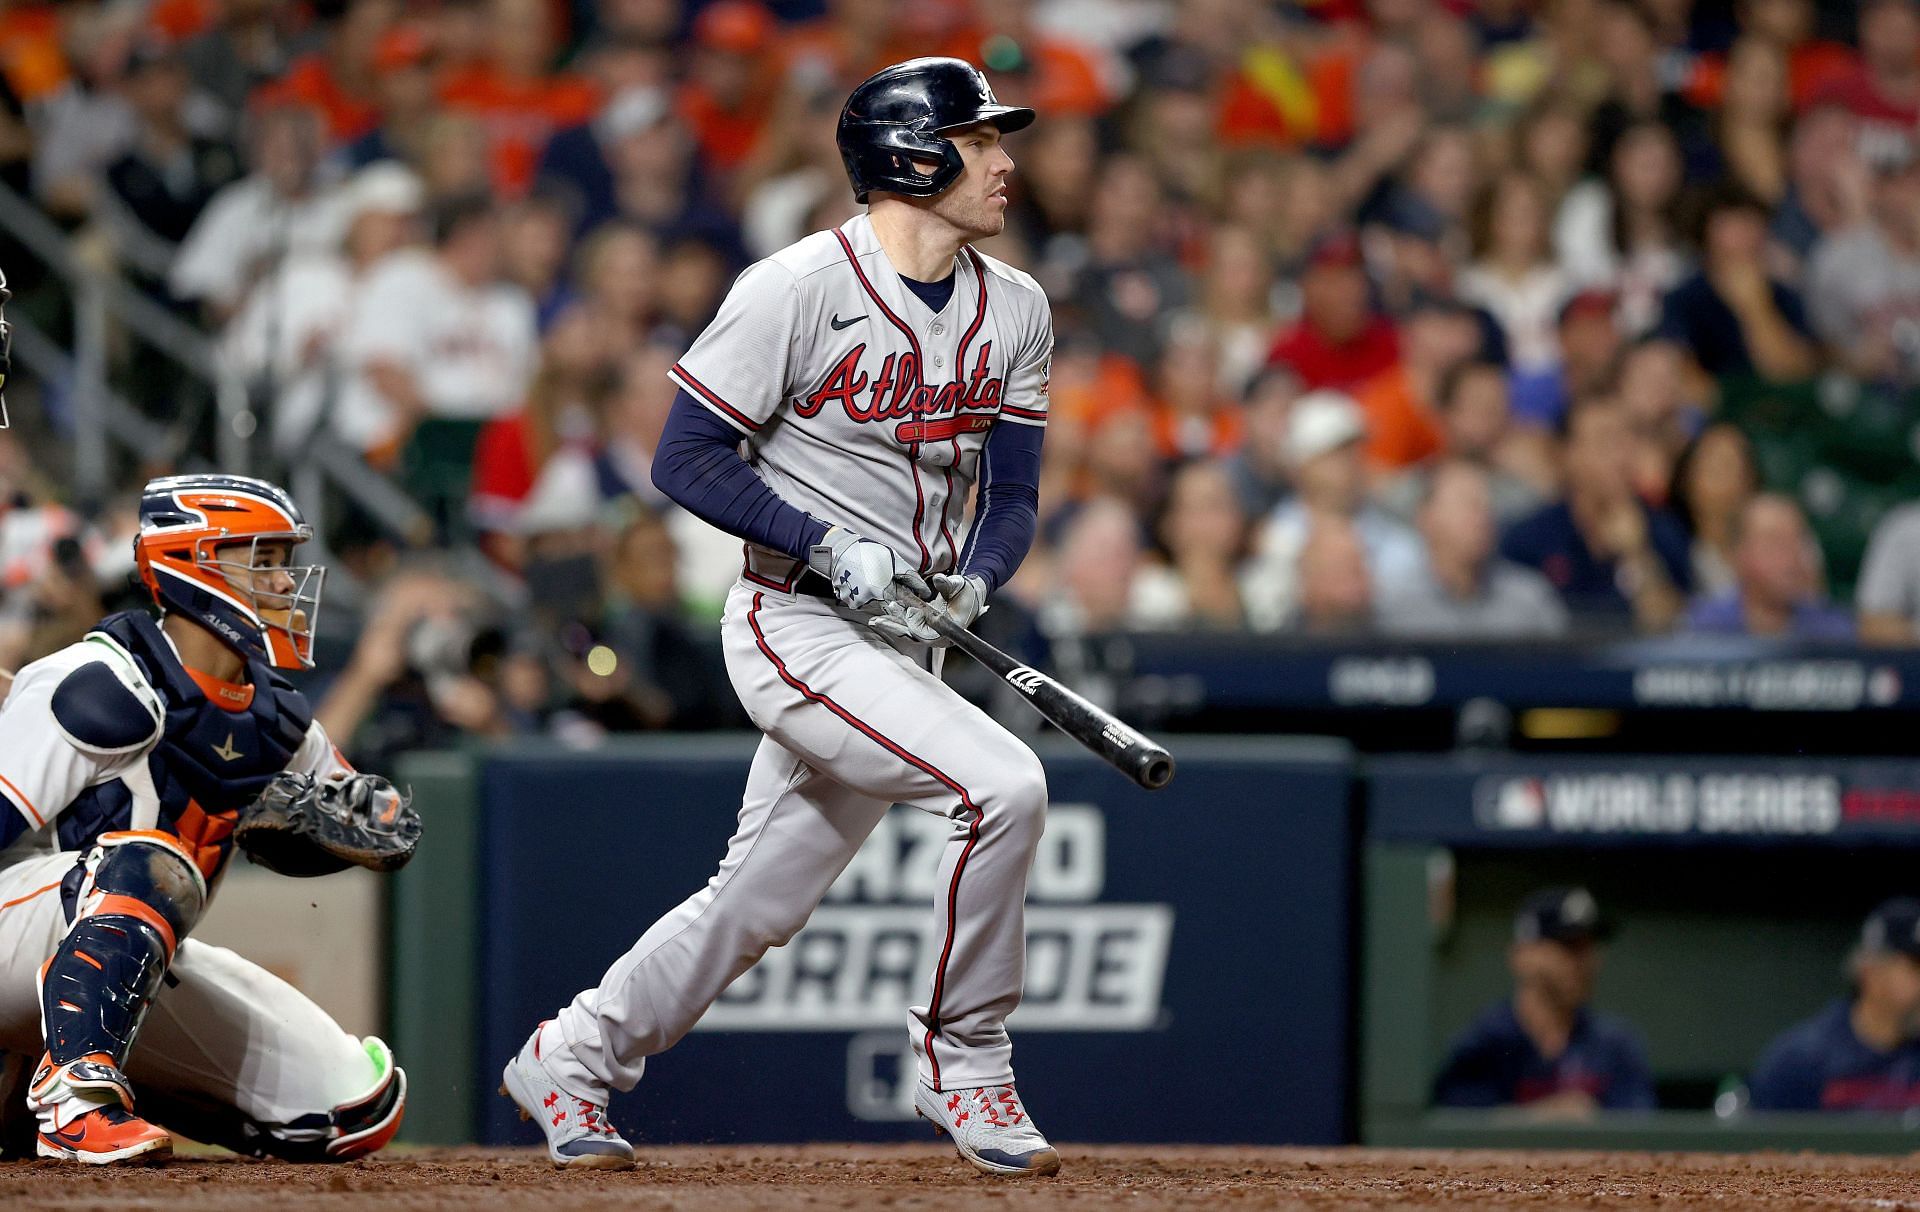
[672,364,762,433]
[834,230,933,572]
[999,404,1047,422]
[747,591,981,1090]
[934,250,990,570]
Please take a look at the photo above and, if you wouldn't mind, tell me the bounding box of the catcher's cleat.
[500,1024,634,1170]
[28,1054,170,1165]
[913,1082,1060,1177]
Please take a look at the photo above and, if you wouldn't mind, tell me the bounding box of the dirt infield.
[5,1145,1920,1211]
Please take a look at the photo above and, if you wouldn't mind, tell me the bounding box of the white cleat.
[499,1025,634,1170]
[914,1082,1061,1177]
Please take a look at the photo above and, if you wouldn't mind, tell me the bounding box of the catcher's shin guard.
[42,834,207,1068]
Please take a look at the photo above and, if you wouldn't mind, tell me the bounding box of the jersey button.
[933,355,946,367]
[931,323,945,336]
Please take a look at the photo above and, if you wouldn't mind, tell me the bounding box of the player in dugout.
[1432,887,1657,1116]
[1748,897,1920,1111]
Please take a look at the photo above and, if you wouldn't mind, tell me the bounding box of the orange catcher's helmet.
[134,474,324,670]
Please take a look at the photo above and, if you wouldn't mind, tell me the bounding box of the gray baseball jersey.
[668,212,1052,581]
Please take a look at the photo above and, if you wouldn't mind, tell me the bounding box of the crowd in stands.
[4,0,1920,749]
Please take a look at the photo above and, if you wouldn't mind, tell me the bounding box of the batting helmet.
[837,57,1035,204]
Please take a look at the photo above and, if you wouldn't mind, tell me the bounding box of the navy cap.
[1514,887,1612,946]
[1860,897,1920,960]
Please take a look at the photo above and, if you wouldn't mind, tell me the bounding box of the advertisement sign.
[474,738,1353,1145]
[1372,756,1920,846]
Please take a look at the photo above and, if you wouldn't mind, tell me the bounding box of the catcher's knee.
[80,832,208,953]
[246,1038,407,1162]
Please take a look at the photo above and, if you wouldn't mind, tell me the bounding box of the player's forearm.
[652,391,831,561]
[956,419,1043,593]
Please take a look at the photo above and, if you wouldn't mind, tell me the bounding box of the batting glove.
[808,525,930,616]
[870,571,989,648]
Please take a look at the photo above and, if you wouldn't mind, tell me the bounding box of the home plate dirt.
[4,1145,1920,1211]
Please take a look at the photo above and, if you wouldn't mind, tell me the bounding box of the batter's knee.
[976,744,1048,838]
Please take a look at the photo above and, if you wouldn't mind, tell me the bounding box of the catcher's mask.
[134,474,325,670]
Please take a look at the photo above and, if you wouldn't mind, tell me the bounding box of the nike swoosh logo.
[830,314,866,331]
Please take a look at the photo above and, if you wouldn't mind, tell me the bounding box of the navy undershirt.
[900,271,955,313]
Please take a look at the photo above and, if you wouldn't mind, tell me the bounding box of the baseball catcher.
[0,473,416,1164]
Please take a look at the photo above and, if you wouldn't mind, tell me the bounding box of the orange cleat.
[28,1054,171,1165]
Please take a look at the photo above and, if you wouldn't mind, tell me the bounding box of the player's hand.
[869,572,988,648]
[809,526,929,615]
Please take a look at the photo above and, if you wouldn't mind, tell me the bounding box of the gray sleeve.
[1857,508,1920,618]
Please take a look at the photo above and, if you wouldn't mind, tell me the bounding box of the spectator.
[335,193,538,468]
[339,23,441,171]
[1749,897,1920,1112]
[102,40,242,252]
[1657,181,1819,381]
[1223,366,1300,518]
[179,0,294,133]
[1854,498,1920,645]
[1500,396,1692,631]
[1147,317,1241,462]
[416,111,494,206]
[1460,171,1570,374]
[1196,224,1280,397]
[583,499,736,731]
[440,0,599,196]
[942,0,1113,119]
[500,191,576,328]
[1266,231,1400,392]
[1353,297,1480,474]
[1133,460,1252,630]
[1037,495,1146,635]
[1717,37,1793,204]
[468,300,616,548]
[33,4,148,220]
[1685,493,1852,639]
[1668,421,1762,598]
[1292,514,1375,637]
[1243,390,1425,631]
[1771,103,1871,272]
[1379,460,1568,638]
[221,160,426,457]
[1817,0,1920,163]
[1510,289,1625,431]
[169,102,350,319]
[574,220,660,347]
[1381,360,1545,528]
[677,1,779,184]
[1555,121,1690,337]
[1806,139,1920,386]
[1070,154,1188,366]
[265,0,393,145]
[1434,888,1656,1116]
[653,237,730,341]
[1617,337,1705,502]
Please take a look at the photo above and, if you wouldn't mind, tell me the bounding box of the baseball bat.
[926,613,1175,791]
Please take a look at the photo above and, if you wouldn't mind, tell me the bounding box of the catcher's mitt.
[235,771,422,877]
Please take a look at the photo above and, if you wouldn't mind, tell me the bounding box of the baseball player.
[0,472,411,1164]
[502,58,1057,1176]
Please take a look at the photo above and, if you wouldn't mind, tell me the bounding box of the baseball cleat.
[500,1024,634,1170]
[914,1082,1060,1177]
[28,1054,170,1165]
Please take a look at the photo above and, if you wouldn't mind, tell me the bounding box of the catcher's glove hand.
[235,771,422,877]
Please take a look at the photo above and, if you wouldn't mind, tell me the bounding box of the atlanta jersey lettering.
[668,212,1051,575]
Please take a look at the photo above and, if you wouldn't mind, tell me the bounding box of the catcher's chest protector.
[59,612,312,874]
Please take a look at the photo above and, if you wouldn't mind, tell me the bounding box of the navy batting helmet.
[836,57,1035,204]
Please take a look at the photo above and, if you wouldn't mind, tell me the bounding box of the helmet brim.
[935,105,1036,136]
